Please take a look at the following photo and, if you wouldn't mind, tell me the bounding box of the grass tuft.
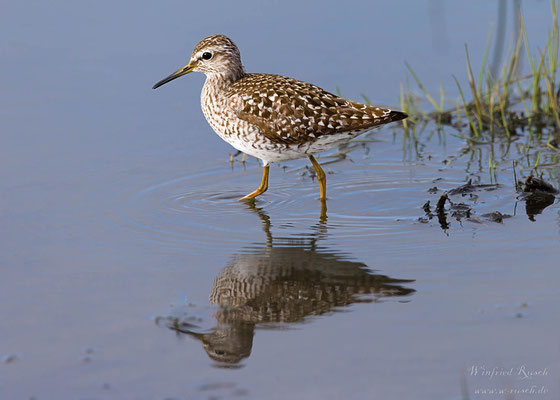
[400,0,560,142]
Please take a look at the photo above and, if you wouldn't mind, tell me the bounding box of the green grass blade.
[549,0,559,74]
[543,60,560,127]
[532,45,548,115]
[465,44,484,130]
[399,83,409,129]
[516,79,530,117]
[520,9,537,76]
[439,83,445,111]
[453,75,479,137]
[405,61,443,113]
[498,92,511,137]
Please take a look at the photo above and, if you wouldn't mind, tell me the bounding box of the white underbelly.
[220,127,371,164]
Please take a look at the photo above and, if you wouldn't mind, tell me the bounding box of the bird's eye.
[202,52,213,60]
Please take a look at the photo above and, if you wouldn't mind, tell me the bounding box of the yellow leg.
[239,165,269,201]
[309,155,326,201]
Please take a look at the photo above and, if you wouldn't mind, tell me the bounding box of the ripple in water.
[103,159,431,253]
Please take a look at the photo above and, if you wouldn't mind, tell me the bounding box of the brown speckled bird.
[153,35,407,202]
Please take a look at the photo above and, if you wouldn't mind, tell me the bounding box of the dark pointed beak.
[152,63,195,89]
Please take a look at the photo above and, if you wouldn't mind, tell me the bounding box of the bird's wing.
[227,73,405,145]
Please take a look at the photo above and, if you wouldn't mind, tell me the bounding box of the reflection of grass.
[401,0,559,150]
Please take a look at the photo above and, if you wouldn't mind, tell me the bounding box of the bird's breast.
[201,84,231,138]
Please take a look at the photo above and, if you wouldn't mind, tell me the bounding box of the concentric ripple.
[98,156,442,254]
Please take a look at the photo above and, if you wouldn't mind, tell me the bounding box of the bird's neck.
[204,68,245,91]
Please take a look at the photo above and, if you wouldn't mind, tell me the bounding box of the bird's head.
[152,34,245,89]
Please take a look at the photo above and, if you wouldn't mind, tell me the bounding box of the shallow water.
[2,1,560,399]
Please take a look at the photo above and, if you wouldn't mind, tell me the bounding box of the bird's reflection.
[159,204,415,366]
